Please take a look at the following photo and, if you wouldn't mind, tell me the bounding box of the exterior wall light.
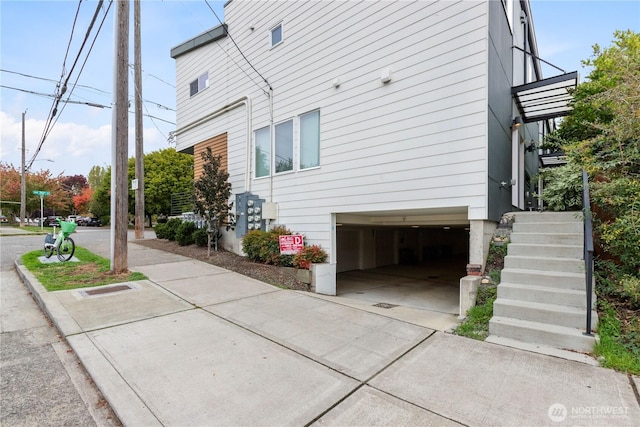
[511,116,522,129]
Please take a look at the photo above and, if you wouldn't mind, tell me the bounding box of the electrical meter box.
[235,192,266,237]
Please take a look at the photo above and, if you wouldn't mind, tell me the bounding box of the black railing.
[582,170,594,336]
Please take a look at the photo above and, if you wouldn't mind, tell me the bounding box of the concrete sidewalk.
[15,242,640,426]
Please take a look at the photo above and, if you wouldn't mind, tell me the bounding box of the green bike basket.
[60,221,77,234]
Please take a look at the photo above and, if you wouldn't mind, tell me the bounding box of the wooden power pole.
[20,111,26,228]
[111,0,129,273]
[134,0,145,239]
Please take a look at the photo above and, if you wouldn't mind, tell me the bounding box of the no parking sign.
[279,235,304,255]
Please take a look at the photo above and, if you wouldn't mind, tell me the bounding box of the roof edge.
[170,24,227,59]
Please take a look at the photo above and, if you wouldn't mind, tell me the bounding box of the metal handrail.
[582,170,594,336]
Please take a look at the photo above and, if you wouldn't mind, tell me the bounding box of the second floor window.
[275,119,293,173]
[271,23,283,47]
[190,72,208,97]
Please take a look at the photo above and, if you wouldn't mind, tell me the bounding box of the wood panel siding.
[193,133,227,180]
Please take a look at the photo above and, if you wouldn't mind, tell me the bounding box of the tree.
[0,162,71,218]
[73,187,94,214]
[88,149,193,226]
[544,30,640,270]
[193,147,233,254]
[126,148,194,226]
[89,167,111,219]
[87,165,107,189]
[61,175,88,214]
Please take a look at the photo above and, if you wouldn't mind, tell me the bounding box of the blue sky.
[1,0,638,179]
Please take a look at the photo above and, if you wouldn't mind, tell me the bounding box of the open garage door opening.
[335,223,469,317]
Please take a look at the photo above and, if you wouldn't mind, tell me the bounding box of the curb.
[13,259,160,426]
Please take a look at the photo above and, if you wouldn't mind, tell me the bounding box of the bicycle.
[44,219,77,262]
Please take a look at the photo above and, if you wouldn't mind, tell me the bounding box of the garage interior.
[335,208,470,326]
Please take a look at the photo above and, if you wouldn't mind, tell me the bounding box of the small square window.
[271,23,283,47]
[189,72,209,97]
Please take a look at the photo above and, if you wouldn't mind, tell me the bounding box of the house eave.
[170,24,227,59]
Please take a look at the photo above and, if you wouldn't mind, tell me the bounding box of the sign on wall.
[279,235,304,255]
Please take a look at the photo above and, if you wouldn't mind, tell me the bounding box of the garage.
[334,208,470,321]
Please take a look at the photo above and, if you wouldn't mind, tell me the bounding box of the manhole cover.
[373,302,399,309]
[84,284,132,296]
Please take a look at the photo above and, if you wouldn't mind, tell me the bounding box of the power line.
[0,69,109,94]
[204,0,272,93]
[29,0,110,169]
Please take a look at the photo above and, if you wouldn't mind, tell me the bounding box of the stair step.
[510,232,583,245]
[493,298,598,330]
[512,211,583,223]
[488,316,596,353]
[508,243,583,259]
[504,255,584,274]
[501,268,587,291]
[513,221,583,233]
[485,336,599,365]
[497,282,594,308]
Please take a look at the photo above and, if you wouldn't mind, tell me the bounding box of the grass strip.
[453,285,497,340]
[593,302,640,375]
[21,246,147,292]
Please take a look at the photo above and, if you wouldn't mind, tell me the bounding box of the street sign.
[32,190,50,196]
[279,235,304,255]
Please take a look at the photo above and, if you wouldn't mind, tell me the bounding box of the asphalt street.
[0,228,120,426]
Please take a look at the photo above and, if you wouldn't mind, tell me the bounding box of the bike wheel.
[43,242,54,258]
[57,236,75,262]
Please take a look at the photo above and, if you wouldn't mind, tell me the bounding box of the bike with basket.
[44,218,77,261]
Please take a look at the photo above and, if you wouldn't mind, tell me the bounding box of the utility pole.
[134,0,145,239]
[20,111,26,228]
[111,0,129,273]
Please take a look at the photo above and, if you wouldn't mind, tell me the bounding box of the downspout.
[268,87,274,203]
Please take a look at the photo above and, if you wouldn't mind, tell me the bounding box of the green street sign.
[32,190,50,196]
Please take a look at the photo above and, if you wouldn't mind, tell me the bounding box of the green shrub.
[164,218,183,241]
[242,226,295,266]
[176,221,197,246]
[194,228,209,247]
[293,245,328,269]
[154,223,168,239]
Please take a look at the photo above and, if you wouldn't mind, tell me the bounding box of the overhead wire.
[29,0,108,169]
[0,69,109,94]
[204,0,272,94]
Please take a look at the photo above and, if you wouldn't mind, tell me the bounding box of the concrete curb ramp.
[15,245,640,426]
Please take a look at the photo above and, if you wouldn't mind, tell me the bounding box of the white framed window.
[271,23,283,47]
[255,127,270,178]
[189,72,208,97]
[275,119,293,173]
[253,110,321,177]
[299,110,320,169]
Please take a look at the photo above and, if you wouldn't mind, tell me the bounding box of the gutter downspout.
[173,96,252,191]
[268,87,274,203]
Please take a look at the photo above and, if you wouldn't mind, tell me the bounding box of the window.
[275,120,293,173]
[255,127,270,177]
[189,72,208,97]
[299,110,320,169]
[271,23,283,47]
[253,111,321,177]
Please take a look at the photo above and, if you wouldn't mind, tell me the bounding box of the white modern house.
[171,0,577,305]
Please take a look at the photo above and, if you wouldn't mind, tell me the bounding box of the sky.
[1,0,639,179]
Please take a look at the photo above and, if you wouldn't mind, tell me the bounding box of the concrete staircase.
[488,211,598,354]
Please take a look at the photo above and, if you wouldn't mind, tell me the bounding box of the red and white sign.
[279,235,304,255]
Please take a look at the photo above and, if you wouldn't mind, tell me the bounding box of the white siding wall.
[175,0,490,256]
